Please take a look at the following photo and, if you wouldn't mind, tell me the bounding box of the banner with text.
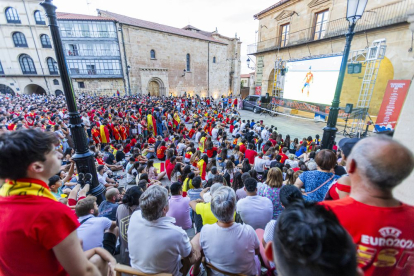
[375,80,411,132]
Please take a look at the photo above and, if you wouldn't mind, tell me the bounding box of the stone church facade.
[98,10,242,98]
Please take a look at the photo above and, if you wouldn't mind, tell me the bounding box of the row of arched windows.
[5,7,45,25]
[18,54,58,75]
[11,32,51,48]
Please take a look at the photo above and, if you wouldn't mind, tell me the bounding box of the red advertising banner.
[375,80,411,132]
[255,86,261,95]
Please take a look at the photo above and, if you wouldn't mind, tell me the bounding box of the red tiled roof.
[98,10,227,44]
[254,0,290,19]
[56,12,115,21]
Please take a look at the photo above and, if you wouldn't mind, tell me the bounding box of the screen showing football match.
[284,55,343,105]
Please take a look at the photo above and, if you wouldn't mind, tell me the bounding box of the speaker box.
[345,103,353,114]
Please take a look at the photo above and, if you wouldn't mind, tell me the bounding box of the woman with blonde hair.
[258,167,284,219]
[189,150,201,167]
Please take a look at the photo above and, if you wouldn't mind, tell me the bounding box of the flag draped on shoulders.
[100,125,110,144]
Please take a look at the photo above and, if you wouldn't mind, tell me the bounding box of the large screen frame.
[283,55,343,105]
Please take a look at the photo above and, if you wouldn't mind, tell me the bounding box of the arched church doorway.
[24,84,47,95]
[148,81,160,97]
[0,84,15,96]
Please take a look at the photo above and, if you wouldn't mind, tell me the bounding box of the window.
[280,24,290,47]
[0,61,4,74]
[12,32,28,47]
[40,34,52,48]
[213,57,216,63]
[87,65,96,75]
[55,90,63,96]
[34,10,45,25]
[67,59,122,75]
[19,54,36,74]
[186,53,191,72]
[5,7,20,24]
[68,44,79,56]
[314,10,329,40]
[78,82,85,88]
[150,49,156,59]
[47,57,59,75]
[53,79,59,85]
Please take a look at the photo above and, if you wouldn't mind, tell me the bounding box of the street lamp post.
[40,0,105,202]
[321,0,368,150]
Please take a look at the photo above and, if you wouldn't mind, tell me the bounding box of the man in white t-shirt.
[211,124,219,140]
[254,153,267,173]
[200,186,260,276]
[237,178,273,230]
[128,185,201,276]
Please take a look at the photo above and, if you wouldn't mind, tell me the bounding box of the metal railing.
[69,69,122,76]
[66,49,120,57]
[60,30,117,38]
[247,0,413,54]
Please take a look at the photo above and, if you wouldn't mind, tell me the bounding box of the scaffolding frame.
[349,39,387,137]
[272,58,286,98]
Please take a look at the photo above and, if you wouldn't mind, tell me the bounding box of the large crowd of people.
[0,93,413,276]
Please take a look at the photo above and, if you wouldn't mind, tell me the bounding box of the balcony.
[60,30,117,39]
[248,0,413,54]
[66,49,121,57]
[69,68,123,78]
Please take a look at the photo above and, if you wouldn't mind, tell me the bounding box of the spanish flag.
[147,114,156,136]
[173,112,181,128]
[197,159,206,180]
[100,125,110,144]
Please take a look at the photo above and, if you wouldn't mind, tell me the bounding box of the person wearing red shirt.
[91,124,101,145]
[244,144,258,165]
[321,136,414,276]
[156,141,168,161]
[166,156,177,180]
[0,129,115,276]
[239,139,247,154]
[279,147,289,164]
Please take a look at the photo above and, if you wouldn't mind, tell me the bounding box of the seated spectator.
[322,136,414,276]
[254,152,267,173]
[76,196,118,255]
[0,129,115,275]
[117,186,143,265]
[187,176,203,232]
[264,201,360,276]
[128,185,201,276]
[115,144,125,162]
[98,188,120,221]
[236,172,251,200]
[200,186,260,275]
[126,157,137,185]
[147,159,166,181]
[294,149,340,202]
[258,167,284,219]
[167,182,192,233]
[190,183,223,225]
[207,166,219,180]
[236,178,273,229]
[97,165,119,189]
[166,156,177,180]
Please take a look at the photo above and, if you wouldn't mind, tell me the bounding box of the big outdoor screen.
[284,55,343,105]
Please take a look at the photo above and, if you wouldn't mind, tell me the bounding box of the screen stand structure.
[272,58,286,98]
[349,39,387,137]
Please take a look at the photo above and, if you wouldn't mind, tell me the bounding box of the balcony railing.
[248,0,413,54]
[69,68,122,76]
[66,50,120,57]
[60,30,117,39]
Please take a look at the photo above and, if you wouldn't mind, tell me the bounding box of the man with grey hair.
[200,186,260,275]
[128,185,201,276]
[322,136,414,276]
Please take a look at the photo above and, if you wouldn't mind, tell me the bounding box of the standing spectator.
[200,186,260,275]
[322,136,414,276]
[82,112,91,137]
[128,185,201,276]
[294,149,340,202]
[166,183,193,234]
[76,196,119,254]
[236,178,273,229]
[258,167,284,219]
[0,129,115,275]
[98,188,120,221]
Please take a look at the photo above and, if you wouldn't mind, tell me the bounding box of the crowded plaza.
[0,92,413,276]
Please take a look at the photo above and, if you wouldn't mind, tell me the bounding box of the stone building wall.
[72,78,125,96]
[120,24,234,98]
[253,0,413,116]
